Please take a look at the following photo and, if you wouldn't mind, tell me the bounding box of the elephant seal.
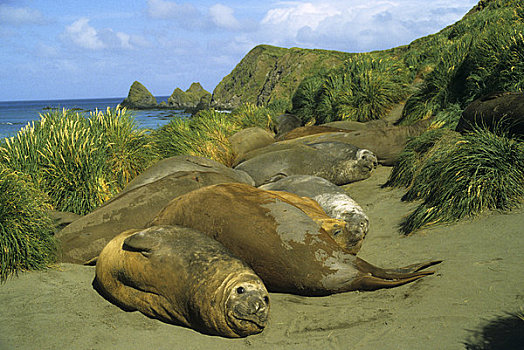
[263,190,356,253]
[94,225,269,338]
[234,142,377,186]
[57,170,252,264]
[151,183,441,296]
[229,127,275,161]
[120,155,254,195]
[274,125,349,141]
[456,91,524,137]
[242,118,431,166]
[259,175,368,253]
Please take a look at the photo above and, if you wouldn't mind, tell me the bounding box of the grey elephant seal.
[57,170,252,264]
[234,142,377,186]
[151,183,441,296]
[121,154,254,194]
[94,225,269,338]
[259,175,368,253]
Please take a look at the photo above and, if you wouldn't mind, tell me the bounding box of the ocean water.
[0,96,190,139]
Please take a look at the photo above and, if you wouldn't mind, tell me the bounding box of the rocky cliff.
[211,45,353,110]
[120,81,158,109]
[168,82,211,109]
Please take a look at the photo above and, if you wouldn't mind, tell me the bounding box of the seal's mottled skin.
[151,183,441,296]
[234,142,377,186]
[94,225,269,338]
[264,189,359,254]
[260,175,368,254]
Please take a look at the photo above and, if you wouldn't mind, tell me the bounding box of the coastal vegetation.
[152,102,283,166]
[384,127,524,234]
[1,0,524,277]
[0,166,57,281]
[0,108,155,215]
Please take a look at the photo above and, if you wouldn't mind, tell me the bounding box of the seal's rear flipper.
[355,258,442,280]
[381,260,443,275]
[350,273,433,291]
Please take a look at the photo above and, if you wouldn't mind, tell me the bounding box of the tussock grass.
[399,1,524,125]
[153,104,276,166]
[292,55,411,124]
[385,128,524,234]
[0,108,155,214]
[0,166,57,281]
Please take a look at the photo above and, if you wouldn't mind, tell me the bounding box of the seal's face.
[225,280,270,337]
[343,212,369,253]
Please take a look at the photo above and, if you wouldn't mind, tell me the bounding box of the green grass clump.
[152,103,276,166]
[0,108,155,214]
[292,54,411,124]
[399,1,524,125]
[0,166,57,281]
[385,128,524,234]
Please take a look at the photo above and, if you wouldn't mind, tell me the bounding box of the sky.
[0,0,478,101]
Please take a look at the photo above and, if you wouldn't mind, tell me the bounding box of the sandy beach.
[1,165,523,350]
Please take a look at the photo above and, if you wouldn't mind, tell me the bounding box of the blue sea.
[0,96,191,139]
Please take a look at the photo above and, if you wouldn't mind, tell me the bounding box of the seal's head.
[224,277,270,337]
[340,212,369,254]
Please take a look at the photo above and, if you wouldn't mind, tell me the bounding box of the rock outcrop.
[168,82,211,110]
[120,81,158,109]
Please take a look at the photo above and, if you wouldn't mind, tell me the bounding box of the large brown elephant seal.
[234,142,377,186]
[57,170,253,264]
[263,189,357,253]
[151,183,441,296]
[456,91,524,137]
[94,225,269,338]
[259,175,368,253]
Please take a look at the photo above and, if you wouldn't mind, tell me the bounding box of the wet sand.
[1,166,523,349]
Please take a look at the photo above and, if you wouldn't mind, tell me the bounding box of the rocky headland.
[120,81,211,111]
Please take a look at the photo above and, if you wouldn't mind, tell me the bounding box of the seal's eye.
[236,286,245,294]
[264,296,269,304]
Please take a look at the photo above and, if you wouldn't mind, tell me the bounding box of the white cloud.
[209,4,241,30]
[0,4,46,25]
[258,0,477,52]
[262,2,340,32]
[64,18,105,50]
[62,18,150,50]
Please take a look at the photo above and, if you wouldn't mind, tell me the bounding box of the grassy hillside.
[213,0,524,128]
[211,45,353,109]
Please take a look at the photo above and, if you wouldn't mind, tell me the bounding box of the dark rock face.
[456,92,524,137]
[120,81,158,109]
[168,82,211,109]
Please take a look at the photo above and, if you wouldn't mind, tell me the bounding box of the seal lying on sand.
[151,183,441,296]
[243,118,432,166]
[263,189,356,253]
[120,154,254,195]
[234,142,377,186]
[94,225,269,338]
[57,170,253,264]
[259,175,368,254]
